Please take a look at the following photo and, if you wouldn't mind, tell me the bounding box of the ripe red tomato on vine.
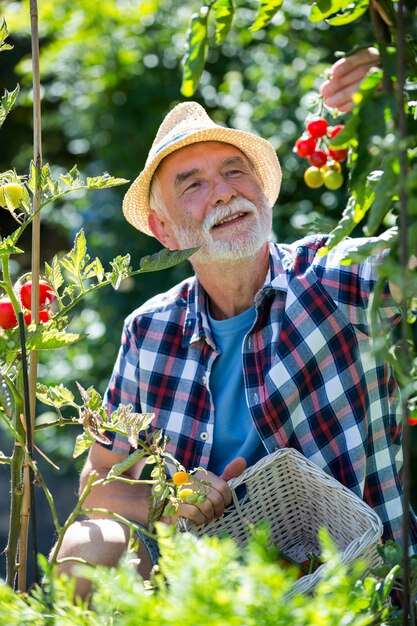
[19,280,54,310]
[294,110,348,190]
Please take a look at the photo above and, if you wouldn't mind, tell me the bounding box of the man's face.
[149,142,272,265]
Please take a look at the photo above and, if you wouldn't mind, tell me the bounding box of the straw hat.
[122,101,282,236]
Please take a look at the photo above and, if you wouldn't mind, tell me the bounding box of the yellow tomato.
[0,183,24,209]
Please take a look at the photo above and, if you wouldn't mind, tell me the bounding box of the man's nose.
[211,177,236,205]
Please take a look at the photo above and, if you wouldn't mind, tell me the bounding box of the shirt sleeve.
[100,319,141,455]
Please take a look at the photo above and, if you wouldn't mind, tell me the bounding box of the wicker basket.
[177,447,383,596]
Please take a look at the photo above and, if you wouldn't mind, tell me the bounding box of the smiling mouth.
[212,212,248,228]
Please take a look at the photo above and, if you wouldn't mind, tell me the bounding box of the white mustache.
[203,198,257,232]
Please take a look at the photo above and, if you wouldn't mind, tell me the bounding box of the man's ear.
[148,210,179,250]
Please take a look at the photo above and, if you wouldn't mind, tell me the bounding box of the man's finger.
[220,456,246,482]
[331,47,380,79]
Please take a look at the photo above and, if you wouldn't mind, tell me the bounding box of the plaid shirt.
[104,236,417,551]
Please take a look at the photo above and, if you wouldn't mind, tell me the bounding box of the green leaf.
[317,193,373,255]
[138,247,198,273]
[0,85,19,129]
[73,431,95,458]
[59,229,89,280]
[250,0,284,32]
[107,254,132,289]
[36,383,75,408]
[364,156,399,236]
[45,256,64,291]
[339,227,398,265]
[26,327,82,350]
[0,18,13,52]
[85,257,105,283]
[0,373,14,419]
[181,8,209,97]
[213,0,234,44]
[27,161,38,194]
[106,448,147,479]
[325,0,369,25]
[0,235,24,256]
[85,173,129,189]
[310,0,353,22]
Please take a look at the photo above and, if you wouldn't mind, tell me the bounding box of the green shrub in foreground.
[1,525,416,625]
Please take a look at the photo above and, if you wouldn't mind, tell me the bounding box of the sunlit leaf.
[317,192,374,255]
[59,229,88,281]
[85,173,129,189]
[107,254,132,289]
[36,383,75,408]
[138,247,198,273]
[0,86,19,129]
[45,256,64,292]
[340,227,398,265]
[251,0,284,32]
[0,373,14,419]
[106,448,147,479]
[364,156,399,236]
[26,327,83,350]
[85,257,105,283]
[73,431,95,458]
[181,7,209,97]
[325,0,369,25]
[213,0,234,44]
[310,0,353,22]
[0,18,13,52]
[0,235,24,256]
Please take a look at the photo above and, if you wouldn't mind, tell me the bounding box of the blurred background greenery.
[0,0,416,577]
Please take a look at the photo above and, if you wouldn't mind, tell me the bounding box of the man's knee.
[52,519,153,599]
[55,519,130,569]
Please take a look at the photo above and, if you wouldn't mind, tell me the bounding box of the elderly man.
[57,49,417,597]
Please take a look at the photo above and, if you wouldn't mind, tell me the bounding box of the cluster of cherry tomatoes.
[294,116,348,190]
[0,280,54,329]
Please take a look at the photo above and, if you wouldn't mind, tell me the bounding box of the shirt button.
[200,432,209,441]
[253,392,259,403]
[202,375,207,386]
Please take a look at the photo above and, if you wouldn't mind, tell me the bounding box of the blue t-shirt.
[207,303,267,476]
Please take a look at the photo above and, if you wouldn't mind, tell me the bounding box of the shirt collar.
[182,241,291,347]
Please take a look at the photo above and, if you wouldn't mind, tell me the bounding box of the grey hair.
[149,174,168,217]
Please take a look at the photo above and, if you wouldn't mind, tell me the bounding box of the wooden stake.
[17,0,42,592]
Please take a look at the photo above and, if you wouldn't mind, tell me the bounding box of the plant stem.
[5,385,24,588]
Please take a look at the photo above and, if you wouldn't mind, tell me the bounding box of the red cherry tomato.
[329,124,345,139]
[306,117,328,139]
[20,280,54,311]
[328,148,348,163]
[24,309,52,324]
[294,136,316,158]
[409,416,417,427]
[0,298,17,329]
[309,150,328,168]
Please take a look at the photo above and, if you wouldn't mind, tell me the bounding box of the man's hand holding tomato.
[165,457,247,526]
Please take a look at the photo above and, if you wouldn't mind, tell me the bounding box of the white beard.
[170,196,272,265]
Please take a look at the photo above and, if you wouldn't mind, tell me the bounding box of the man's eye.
[226,169,243,176]
[184,181,201,192]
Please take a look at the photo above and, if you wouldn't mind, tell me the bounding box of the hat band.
[154,130,196,156]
